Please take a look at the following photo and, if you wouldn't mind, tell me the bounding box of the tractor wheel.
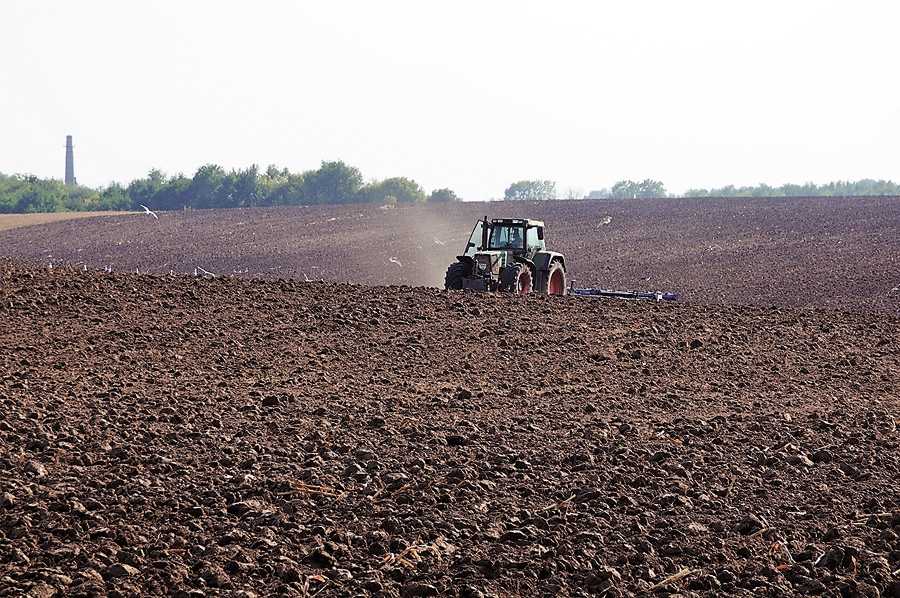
[500,263,532,295]
[444,261,471,290]
[536,261,567,295]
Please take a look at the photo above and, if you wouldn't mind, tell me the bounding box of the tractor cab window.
[526,226,544,251]
[463,220,485,258]
[490,225,524,250]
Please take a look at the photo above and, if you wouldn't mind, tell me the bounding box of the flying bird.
[140,204,159,219]
[597,216,612,227]
[389,257,402,267]
[433,237,445,246]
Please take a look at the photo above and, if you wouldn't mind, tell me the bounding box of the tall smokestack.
[65,135,76,186]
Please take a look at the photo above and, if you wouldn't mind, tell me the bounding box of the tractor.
[444,217,567,295]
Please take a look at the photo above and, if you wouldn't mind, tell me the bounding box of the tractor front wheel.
[536,261,567,295]
[444,261,471,290]
[500,263,532,295]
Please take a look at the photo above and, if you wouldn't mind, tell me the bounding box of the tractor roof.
[490,218,545,227]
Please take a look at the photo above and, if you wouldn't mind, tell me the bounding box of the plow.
[569,286,679,301]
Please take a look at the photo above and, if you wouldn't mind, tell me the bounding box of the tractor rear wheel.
[536,261,566,295]
[500,263,532,295]
[444,261,471,290]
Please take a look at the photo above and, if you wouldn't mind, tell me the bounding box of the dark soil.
[1,198,899,597]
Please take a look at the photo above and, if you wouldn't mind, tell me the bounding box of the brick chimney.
[65,135,76,186]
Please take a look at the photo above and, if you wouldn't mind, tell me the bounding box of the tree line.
[2,166,898,213]
[682,179,900,198]
[584,179,900,199]
[0,161,461,214]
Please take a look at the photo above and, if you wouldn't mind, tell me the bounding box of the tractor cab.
[463,218,545,260]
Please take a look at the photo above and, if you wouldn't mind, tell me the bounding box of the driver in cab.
[505,228,522,248]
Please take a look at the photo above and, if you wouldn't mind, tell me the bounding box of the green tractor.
[444,217,567,295]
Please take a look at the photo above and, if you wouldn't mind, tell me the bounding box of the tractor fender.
[533,251,566,273]
[512,255,538,279]
[455,255,475,267]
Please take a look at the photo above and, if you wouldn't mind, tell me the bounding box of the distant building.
[65,135,76,186]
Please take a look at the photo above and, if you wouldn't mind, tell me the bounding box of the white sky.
[2,1,899,200]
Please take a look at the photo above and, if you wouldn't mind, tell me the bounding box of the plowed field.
[1,196,898,313]
[1,197,899,597]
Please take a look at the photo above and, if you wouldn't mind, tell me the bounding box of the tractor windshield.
[489,225,524,250]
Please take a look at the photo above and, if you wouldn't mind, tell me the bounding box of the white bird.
[140,204,159,219]
[82,265,88,272]
[597,216,612,227]
[433,237,445,246]
[197,266,215,277]
[389,257,402,267]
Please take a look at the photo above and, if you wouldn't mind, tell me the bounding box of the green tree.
[301,160,363,205]
[637,179,667,198]
[127,169,170,210]
[427,188,462,202]
[263,171,305,206]
[718,185,738,197]
[0,174,26,213]
[780,183,803,197]
[17,178,65,212]
[751,183,779,197]
[97,182,132,210]
[61,184,99,211]
[187,164,226,209]
[159,173,191,211]
[361,177,426,204]
[228,165,262,207]
[504,180,556,201]
[611,179,667,199]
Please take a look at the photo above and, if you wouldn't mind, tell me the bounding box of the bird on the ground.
[140,204,159,219]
